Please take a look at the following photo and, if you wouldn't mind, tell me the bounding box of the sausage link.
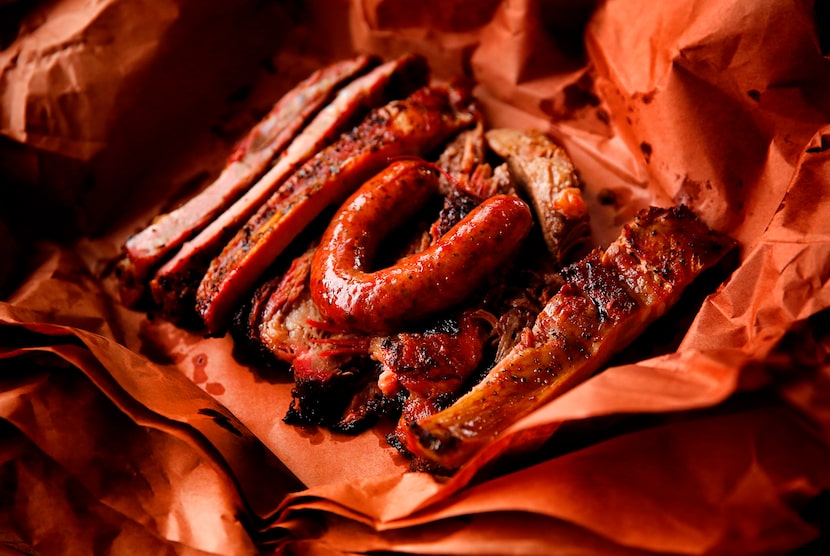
[310,159,533,334]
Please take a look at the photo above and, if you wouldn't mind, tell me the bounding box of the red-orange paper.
[2,0,829,554]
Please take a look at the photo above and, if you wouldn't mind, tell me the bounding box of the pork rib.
[195,84,478,332]
[119,55,377,304]
[406,205,736,470]
[149,54,430,319]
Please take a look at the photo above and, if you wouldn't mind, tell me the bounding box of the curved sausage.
[310,159,533,334]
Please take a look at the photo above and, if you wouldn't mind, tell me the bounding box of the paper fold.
[2,0,829,554]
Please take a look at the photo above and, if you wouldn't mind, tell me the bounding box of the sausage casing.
[310,159,533,334]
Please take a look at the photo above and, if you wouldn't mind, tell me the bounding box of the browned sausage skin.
[309,159,533,335]
[195,84,476,332]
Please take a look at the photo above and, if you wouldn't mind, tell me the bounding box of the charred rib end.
[405,422,477,472]
[410,423,454,453]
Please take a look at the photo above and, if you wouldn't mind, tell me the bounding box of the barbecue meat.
[196,83,477,332]
[406,205,736,470]
[486,128,591,264]
[372,310,493,447]
[119,55,377,305]
[149,54,430,320]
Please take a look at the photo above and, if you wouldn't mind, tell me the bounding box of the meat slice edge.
[195,84,478,333]
[149,54,431,321]
[119,54,378,305]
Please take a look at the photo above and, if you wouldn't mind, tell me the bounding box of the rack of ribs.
[406,205,736,471]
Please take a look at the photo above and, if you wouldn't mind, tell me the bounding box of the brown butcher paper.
[1,0,829,554]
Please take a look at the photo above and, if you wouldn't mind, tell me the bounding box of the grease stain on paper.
[597,187,634,210]
[540,73,611,136]
[640,141,653,163]
[206,382,226,395]
[293,424,325,445]
[191,352,226,396]
[192,353,208,383]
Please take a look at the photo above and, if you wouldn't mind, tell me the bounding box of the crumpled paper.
[2,0,830,554]
[0,0,302,236]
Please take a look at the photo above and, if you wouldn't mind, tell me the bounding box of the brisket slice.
[119,54,377,305]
